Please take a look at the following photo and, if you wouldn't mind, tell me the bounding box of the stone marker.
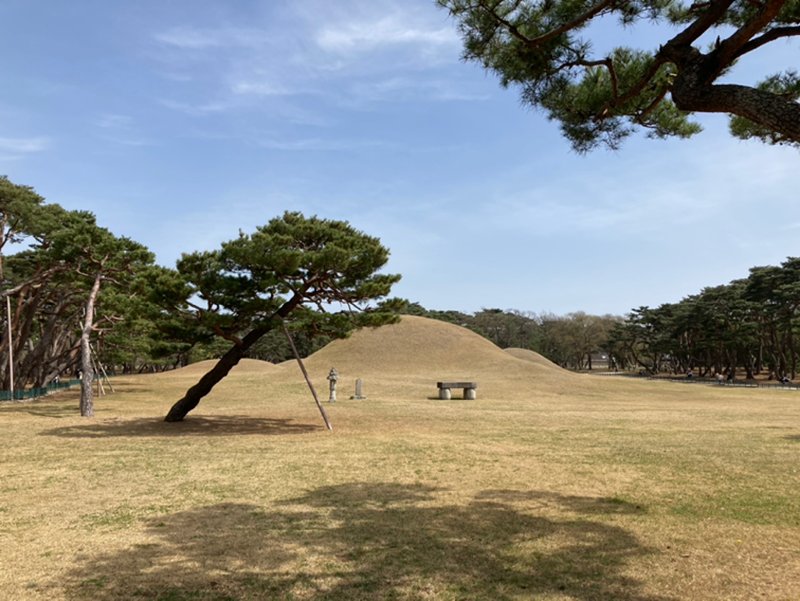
[327,367,339,402]
[350,378,367,400]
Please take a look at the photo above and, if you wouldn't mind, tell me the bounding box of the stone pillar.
[439,387,451,400]
[327,367,339,402]
[464,387,476,400]
[350,378,366,400]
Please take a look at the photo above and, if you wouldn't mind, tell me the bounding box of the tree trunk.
[665,12,800,146]
[164,294,301,422]
[80,335,94,416]
[80,273,103,417]
[744,347,755,380]
[164,342,251,422]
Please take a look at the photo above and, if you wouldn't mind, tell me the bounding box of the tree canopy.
[152,211,402,422]
[0,177,155,413]
[439,0,800,151]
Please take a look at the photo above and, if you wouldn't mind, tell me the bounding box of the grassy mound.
[302,315,517,376]
[271,316,581,400]
[504,347,563,371]
[301,316,570,378]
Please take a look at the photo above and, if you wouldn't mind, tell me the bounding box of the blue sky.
[1,0,798,316]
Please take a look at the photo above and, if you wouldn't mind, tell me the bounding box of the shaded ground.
[60,483,666,601]
[40,416,320,438]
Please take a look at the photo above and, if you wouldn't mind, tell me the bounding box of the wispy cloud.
[153,26,280,52]
[153,28,225,50]
[256,137,394,151]
[230,81,290,96]
[159,99,233,116]
[315,14,457,54]
[96,114,132,128]
[94,114,153,146]
[146,0,474,115]
[0,137,51,153]
[347,76,490,103]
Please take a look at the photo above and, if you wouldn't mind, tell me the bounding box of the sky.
[1,0,798,317]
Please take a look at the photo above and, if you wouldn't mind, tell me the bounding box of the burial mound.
[300,315,576,383]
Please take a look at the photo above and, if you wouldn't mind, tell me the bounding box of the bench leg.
[464,388,476,400]
[439,388,451,400]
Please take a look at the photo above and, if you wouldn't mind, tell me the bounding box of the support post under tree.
[282,323,332,431]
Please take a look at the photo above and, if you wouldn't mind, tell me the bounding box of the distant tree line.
[606,258,800,380]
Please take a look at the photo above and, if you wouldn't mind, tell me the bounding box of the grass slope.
[504,347,564,371]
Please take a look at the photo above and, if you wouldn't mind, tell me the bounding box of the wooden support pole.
[282,323,332,431]
[91,353,105,396]
[92,345,115,393]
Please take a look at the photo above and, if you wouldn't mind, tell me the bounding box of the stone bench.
[437,381,477,400]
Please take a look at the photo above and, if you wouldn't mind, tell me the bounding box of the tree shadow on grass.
[38,415,320,438]
[58,483,672,600]
[3,403,80,419]
[0,392,82,418]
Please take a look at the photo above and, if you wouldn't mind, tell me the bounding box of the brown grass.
[1,316,799,600]
[503,347,565,371]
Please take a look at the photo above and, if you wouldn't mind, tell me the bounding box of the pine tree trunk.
[164,294,301,422]
[80,272,103,417]
[164,342,250,422]
[80,335,94,417]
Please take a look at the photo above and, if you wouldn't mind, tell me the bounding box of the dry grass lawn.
[1,316,799,600]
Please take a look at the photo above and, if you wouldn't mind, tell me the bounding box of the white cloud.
[316,15,457,53]
[0,137,51,153]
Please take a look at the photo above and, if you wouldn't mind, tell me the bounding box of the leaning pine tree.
[150,212,402,422]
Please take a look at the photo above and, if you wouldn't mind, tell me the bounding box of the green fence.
[0,379,83,401]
